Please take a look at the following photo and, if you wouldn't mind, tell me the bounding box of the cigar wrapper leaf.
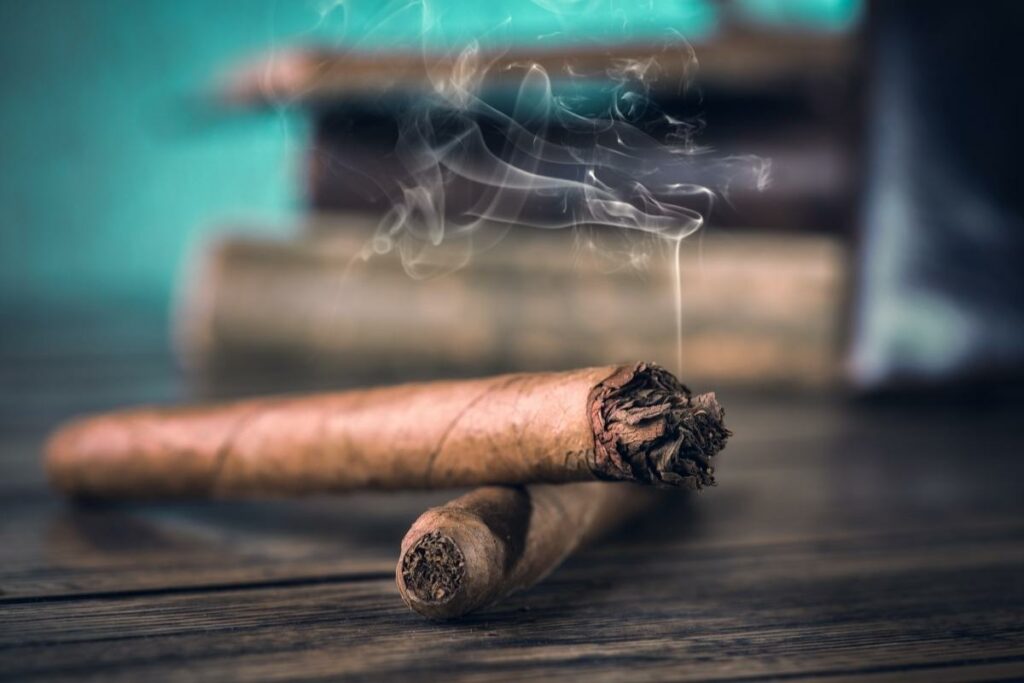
[46,362,729,498]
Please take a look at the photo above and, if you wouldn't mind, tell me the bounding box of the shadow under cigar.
[44,492,462,585]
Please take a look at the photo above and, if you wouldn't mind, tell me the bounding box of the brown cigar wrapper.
[396,482,658,619]
[45,362,728,498]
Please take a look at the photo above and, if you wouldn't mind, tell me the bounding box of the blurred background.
[4,5,1024,676]
[2,0,1021,397]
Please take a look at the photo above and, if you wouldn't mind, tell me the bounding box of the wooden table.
[2,310,1024,681]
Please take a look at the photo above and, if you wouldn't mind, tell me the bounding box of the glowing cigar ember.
[45,363,729,499]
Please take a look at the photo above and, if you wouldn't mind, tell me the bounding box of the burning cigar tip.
[590,363,731,489]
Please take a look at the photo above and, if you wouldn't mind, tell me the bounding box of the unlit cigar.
[45,362,729,499]
[397,482,658,619]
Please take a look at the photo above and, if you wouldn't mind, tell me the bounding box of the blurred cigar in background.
[45,363,729,499]
[397,482,659,619]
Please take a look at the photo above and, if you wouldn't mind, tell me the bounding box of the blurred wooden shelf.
[219,27,858,107]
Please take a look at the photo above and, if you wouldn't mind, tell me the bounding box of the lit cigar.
[45,363,729,499]
[397,482,658,619]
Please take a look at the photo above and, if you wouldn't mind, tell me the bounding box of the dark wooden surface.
[2,310,1024,681]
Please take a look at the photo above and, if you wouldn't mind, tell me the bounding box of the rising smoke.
[339,3,770,278]
[284,0,771,371]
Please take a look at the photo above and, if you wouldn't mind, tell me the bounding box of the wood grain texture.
[1,312,1024,681]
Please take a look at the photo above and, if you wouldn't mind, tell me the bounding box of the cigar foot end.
[590,363,731,489]
[400,531,466,605]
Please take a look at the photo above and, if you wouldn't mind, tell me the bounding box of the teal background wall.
[0,0,858,312]
[0,0,317,311]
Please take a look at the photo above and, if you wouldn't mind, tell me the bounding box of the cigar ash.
[401,531,466,604]
[590,363,730,488]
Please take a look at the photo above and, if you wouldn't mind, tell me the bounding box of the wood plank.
[2,523,1022,681]
[3,312,1024,681]
[0,493,453,599]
